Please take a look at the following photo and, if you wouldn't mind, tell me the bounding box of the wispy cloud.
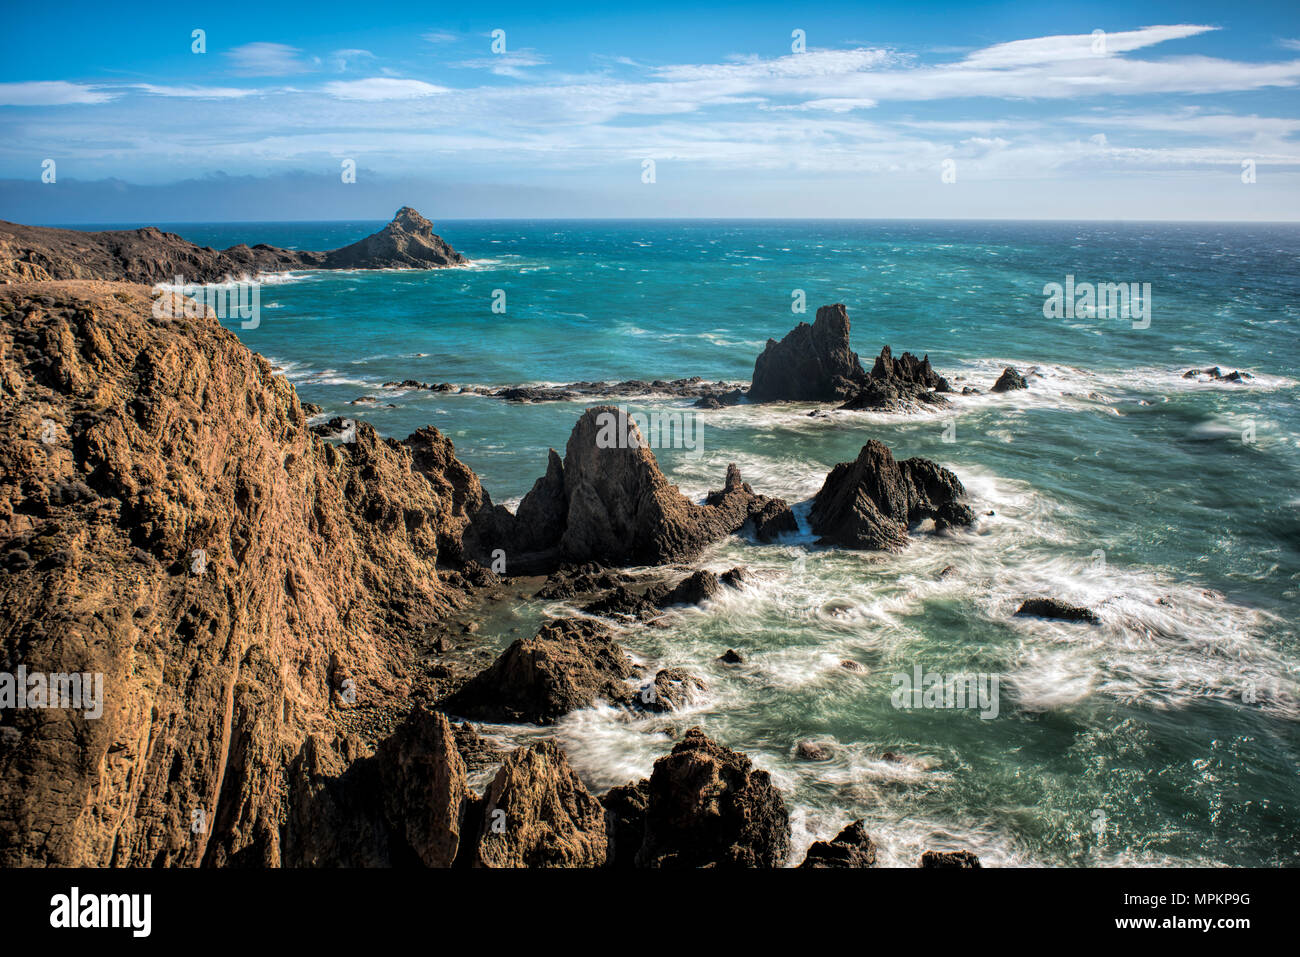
[322,78,450,100]
[225,42,317,76]
[132,84,262,100]
[455,50,550,77]
[0,81,114,106]
[330,49,374,72]
[5,23,1300,191]
[959,24,1217,67]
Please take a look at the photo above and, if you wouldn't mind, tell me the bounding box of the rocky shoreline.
[0,206,465,285]
[0,276,995,868]
[343,302,1025,411]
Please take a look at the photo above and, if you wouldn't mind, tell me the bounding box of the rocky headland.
[0,206,464,285]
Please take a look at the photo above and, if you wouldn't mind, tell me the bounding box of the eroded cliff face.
[0,281,477,866]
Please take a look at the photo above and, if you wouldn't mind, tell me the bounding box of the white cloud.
[321,78,450,100]
[330,49,374,72]
[132,84,261,99]
[0,81,113,106]
[455,50,549,77]
[768,97,878,112]
[8,23,1300,193]
[225,42,315,76]
[960,24,1217,68]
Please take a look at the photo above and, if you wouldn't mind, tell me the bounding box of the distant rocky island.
[0,206,465,284]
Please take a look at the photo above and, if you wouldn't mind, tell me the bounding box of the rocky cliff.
[0,280,479,865]
[0,280,800,868]
[0,207,464,285]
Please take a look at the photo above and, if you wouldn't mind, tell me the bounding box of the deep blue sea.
[132,218,1300,866]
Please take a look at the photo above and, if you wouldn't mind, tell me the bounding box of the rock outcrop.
[580,565,748,620]
[321,207,464,270]
[1015,598,1100,624]
[920,849,982,868]
[440,618,638,724]
[991,366,1028,393]
[472,407,782,570]
[0,280,485,866]
[748,498,800,541]
[1182,366,1252,384]
[0,207,464,284]
[839,345,952,411]
[471,376,745,405]
[472,740,608,868]
[442,614,708,723]
[601,780,650,869]
[284,706,468,867]
[809,440,975,550]
[748,304,867,402]
[634,727,790,868]
[799,820,878,868]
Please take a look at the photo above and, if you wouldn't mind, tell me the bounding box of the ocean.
[137,218,1300,866]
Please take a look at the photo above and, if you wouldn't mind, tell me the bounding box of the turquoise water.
[164,218,1299,866]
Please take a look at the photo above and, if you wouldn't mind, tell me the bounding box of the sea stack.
[809,440,975,550]
[748,303,867,402]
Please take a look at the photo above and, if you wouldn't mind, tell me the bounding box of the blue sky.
[2,0,1299,221]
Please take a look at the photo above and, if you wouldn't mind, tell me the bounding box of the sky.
[1,0,1299,222]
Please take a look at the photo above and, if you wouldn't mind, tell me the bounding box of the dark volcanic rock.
[601,780,650,869]
[991,366,1028,393]
[920,849,982,868]
[0,207,464,284]
[581,583,665,619]
[809,440,975,550]
[373,707,471,867]
[795,740,833,761]
[661,569,721,606]
[639,668,707,713]
[441,618,637,724]
[635,727,790,868]
[284,707,468,867]
[799,820,878,868]
[583,566,740,620]
[1183,366,1252,383]
[748,304,867,402]
[1015,598,1100,624]
[511,448,569,556]
[717,649,744,664]
[473,740,607,867]
[719,567,749,589]
[693,388,745,409]
[534,563,629,600]
[478,377,744,405]
[839,345,952,412]
[872,345,950,392]
[481,407,780,569]
[749,497,799,541]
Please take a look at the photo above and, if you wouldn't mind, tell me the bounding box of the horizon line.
[15,215,1300,228]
